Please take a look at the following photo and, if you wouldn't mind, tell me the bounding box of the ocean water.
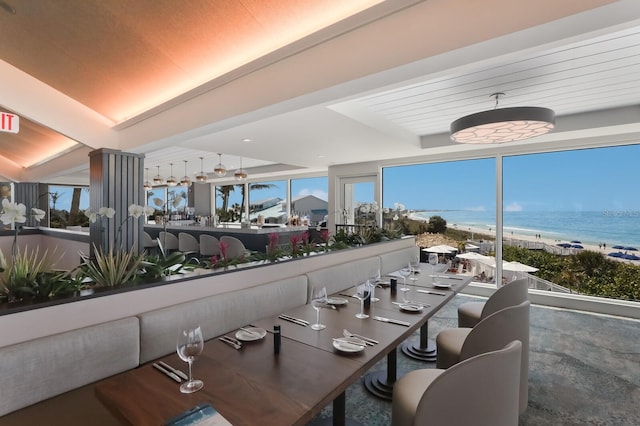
[412,210,640,248]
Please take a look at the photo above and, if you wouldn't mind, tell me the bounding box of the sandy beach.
[408,213,639,265]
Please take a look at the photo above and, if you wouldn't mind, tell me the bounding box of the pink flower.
[321,230,329,242]
[268,233,279,253]
[210,255,219,265]
[301,231,309,245]
[220,241,228,260]
[290,235,300,254]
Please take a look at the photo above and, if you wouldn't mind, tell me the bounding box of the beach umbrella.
[571,240,582,244]
[608,252,624,258]
[456,252,491,261]
[623,246,638,251]
[423,244,457,253]
[612,245,625,249]
[504,261,539,272]
[556,243,571,248]
[571,244,583,249]
[622,254,640,261]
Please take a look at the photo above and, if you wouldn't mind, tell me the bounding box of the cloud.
[505,202,523,212]
[297,188,328,201]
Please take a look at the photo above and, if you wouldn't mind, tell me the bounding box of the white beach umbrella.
[456,252,491,261]
[423,244,458,253]
[504,261,539,272]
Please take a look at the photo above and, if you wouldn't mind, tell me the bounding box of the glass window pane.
[215,184,244,223]
[291,177,328,226]
[503,145,640,300]
[249,180,286,224]
[48,185,90,228]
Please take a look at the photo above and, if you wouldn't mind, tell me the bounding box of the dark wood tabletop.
[94,267,471,426]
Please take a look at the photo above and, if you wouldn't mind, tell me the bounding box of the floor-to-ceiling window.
[503,145,640,301]
[291,176,328,226]
[248,180,286,224]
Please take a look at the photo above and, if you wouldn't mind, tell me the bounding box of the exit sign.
[1,112,19,133]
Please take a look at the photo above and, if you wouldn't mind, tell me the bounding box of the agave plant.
[78,246,144,288]
[0,246,62,302]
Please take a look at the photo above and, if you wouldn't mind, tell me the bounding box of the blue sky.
[383,144,640,212]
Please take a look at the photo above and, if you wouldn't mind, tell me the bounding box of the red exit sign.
[1,112,19,133]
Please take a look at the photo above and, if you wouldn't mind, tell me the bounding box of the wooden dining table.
[94,266,471,426]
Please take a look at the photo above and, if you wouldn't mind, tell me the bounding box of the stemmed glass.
[369,268,381,302]
[354,282,370,319]
[410,256,420,281]
[398,263,412,292]
[311,287,328,330]
[176,325,204,393]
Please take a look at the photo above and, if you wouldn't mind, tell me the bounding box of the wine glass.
[369,268,381,302]
[398,263,412,292]
[354,282,370,319]
[176,325,204,393]
[428,252,438,265]
[311,287,328,330]
[410,256,420,281]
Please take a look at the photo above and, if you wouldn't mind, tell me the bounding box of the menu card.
[164,403,232,426]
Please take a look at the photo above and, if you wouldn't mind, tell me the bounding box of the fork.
[219,336,242,350]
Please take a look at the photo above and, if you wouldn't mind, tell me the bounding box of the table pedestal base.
[401,321,437,362]
[363,347,396,401]
[401,338,437,362]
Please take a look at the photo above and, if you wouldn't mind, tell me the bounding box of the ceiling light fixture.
[166,163,178,187]
[195,157,208,183]
[180,160,191,187]
[234,157,248,181]
[152,165,164,185]
[213,153,227,177]
[143,168,152,190]
[450,92,555,144]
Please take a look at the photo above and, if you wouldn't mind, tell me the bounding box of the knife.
[373,316,410,327]
[278,314,309,326]
[158,361,188,380]
[218,336,242,350]
[152,362,182,382]
[416,289,447,296]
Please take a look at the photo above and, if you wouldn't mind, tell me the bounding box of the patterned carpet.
[308,294,640,426]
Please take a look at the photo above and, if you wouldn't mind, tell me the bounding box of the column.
[89,149,144,257]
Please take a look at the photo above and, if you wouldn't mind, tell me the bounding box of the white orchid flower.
[153,197,164,207]
[1,199,27,224]
[143,205,155,216]
[98,207,116,218]
[128,204,144,218]
[393,214,399,221]
[84,209,98,223]
[31,208,46,221]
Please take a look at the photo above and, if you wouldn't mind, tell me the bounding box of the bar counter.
[144,224,312,252]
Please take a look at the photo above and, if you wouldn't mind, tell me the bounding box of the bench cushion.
[138,275,308,363]
[0,317,140,417]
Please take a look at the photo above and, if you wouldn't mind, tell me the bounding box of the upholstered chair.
[436,300,530,414]
[178,232,200,255]
[220,235,248,259]
[158,231,178,252]
[392,341,522,426]
[458,278,528,328]
[199,234,221,257]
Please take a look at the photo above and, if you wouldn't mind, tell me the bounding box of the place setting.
[332,329,379,354]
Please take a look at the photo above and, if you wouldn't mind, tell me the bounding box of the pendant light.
[195,157,208,183]
[143,167,152,190]
[450,92,555,144]
[180,160,191,187]
[213,153,227,177]
[166,163,178,187]
[234,157,248,181]
[152,165,164,185]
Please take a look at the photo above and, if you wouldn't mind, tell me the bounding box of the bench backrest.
[138,275,308,363]
[0,317,140,416]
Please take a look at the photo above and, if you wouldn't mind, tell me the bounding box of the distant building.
[249,195,328,225]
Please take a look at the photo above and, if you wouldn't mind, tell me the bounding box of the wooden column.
[89,149,144,257]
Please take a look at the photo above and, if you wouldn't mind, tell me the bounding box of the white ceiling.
[2,0,640,185]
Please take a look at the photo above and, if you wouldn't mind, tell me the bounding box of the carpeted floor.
[308,294,640,425]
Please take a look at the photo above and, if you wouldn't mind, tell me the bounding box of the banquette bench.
[0,246,418,425]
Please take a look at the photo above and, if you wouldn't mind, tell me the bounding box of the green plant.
[0,246,62,302]
[139,251,186,280]
[78,246,144,288]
